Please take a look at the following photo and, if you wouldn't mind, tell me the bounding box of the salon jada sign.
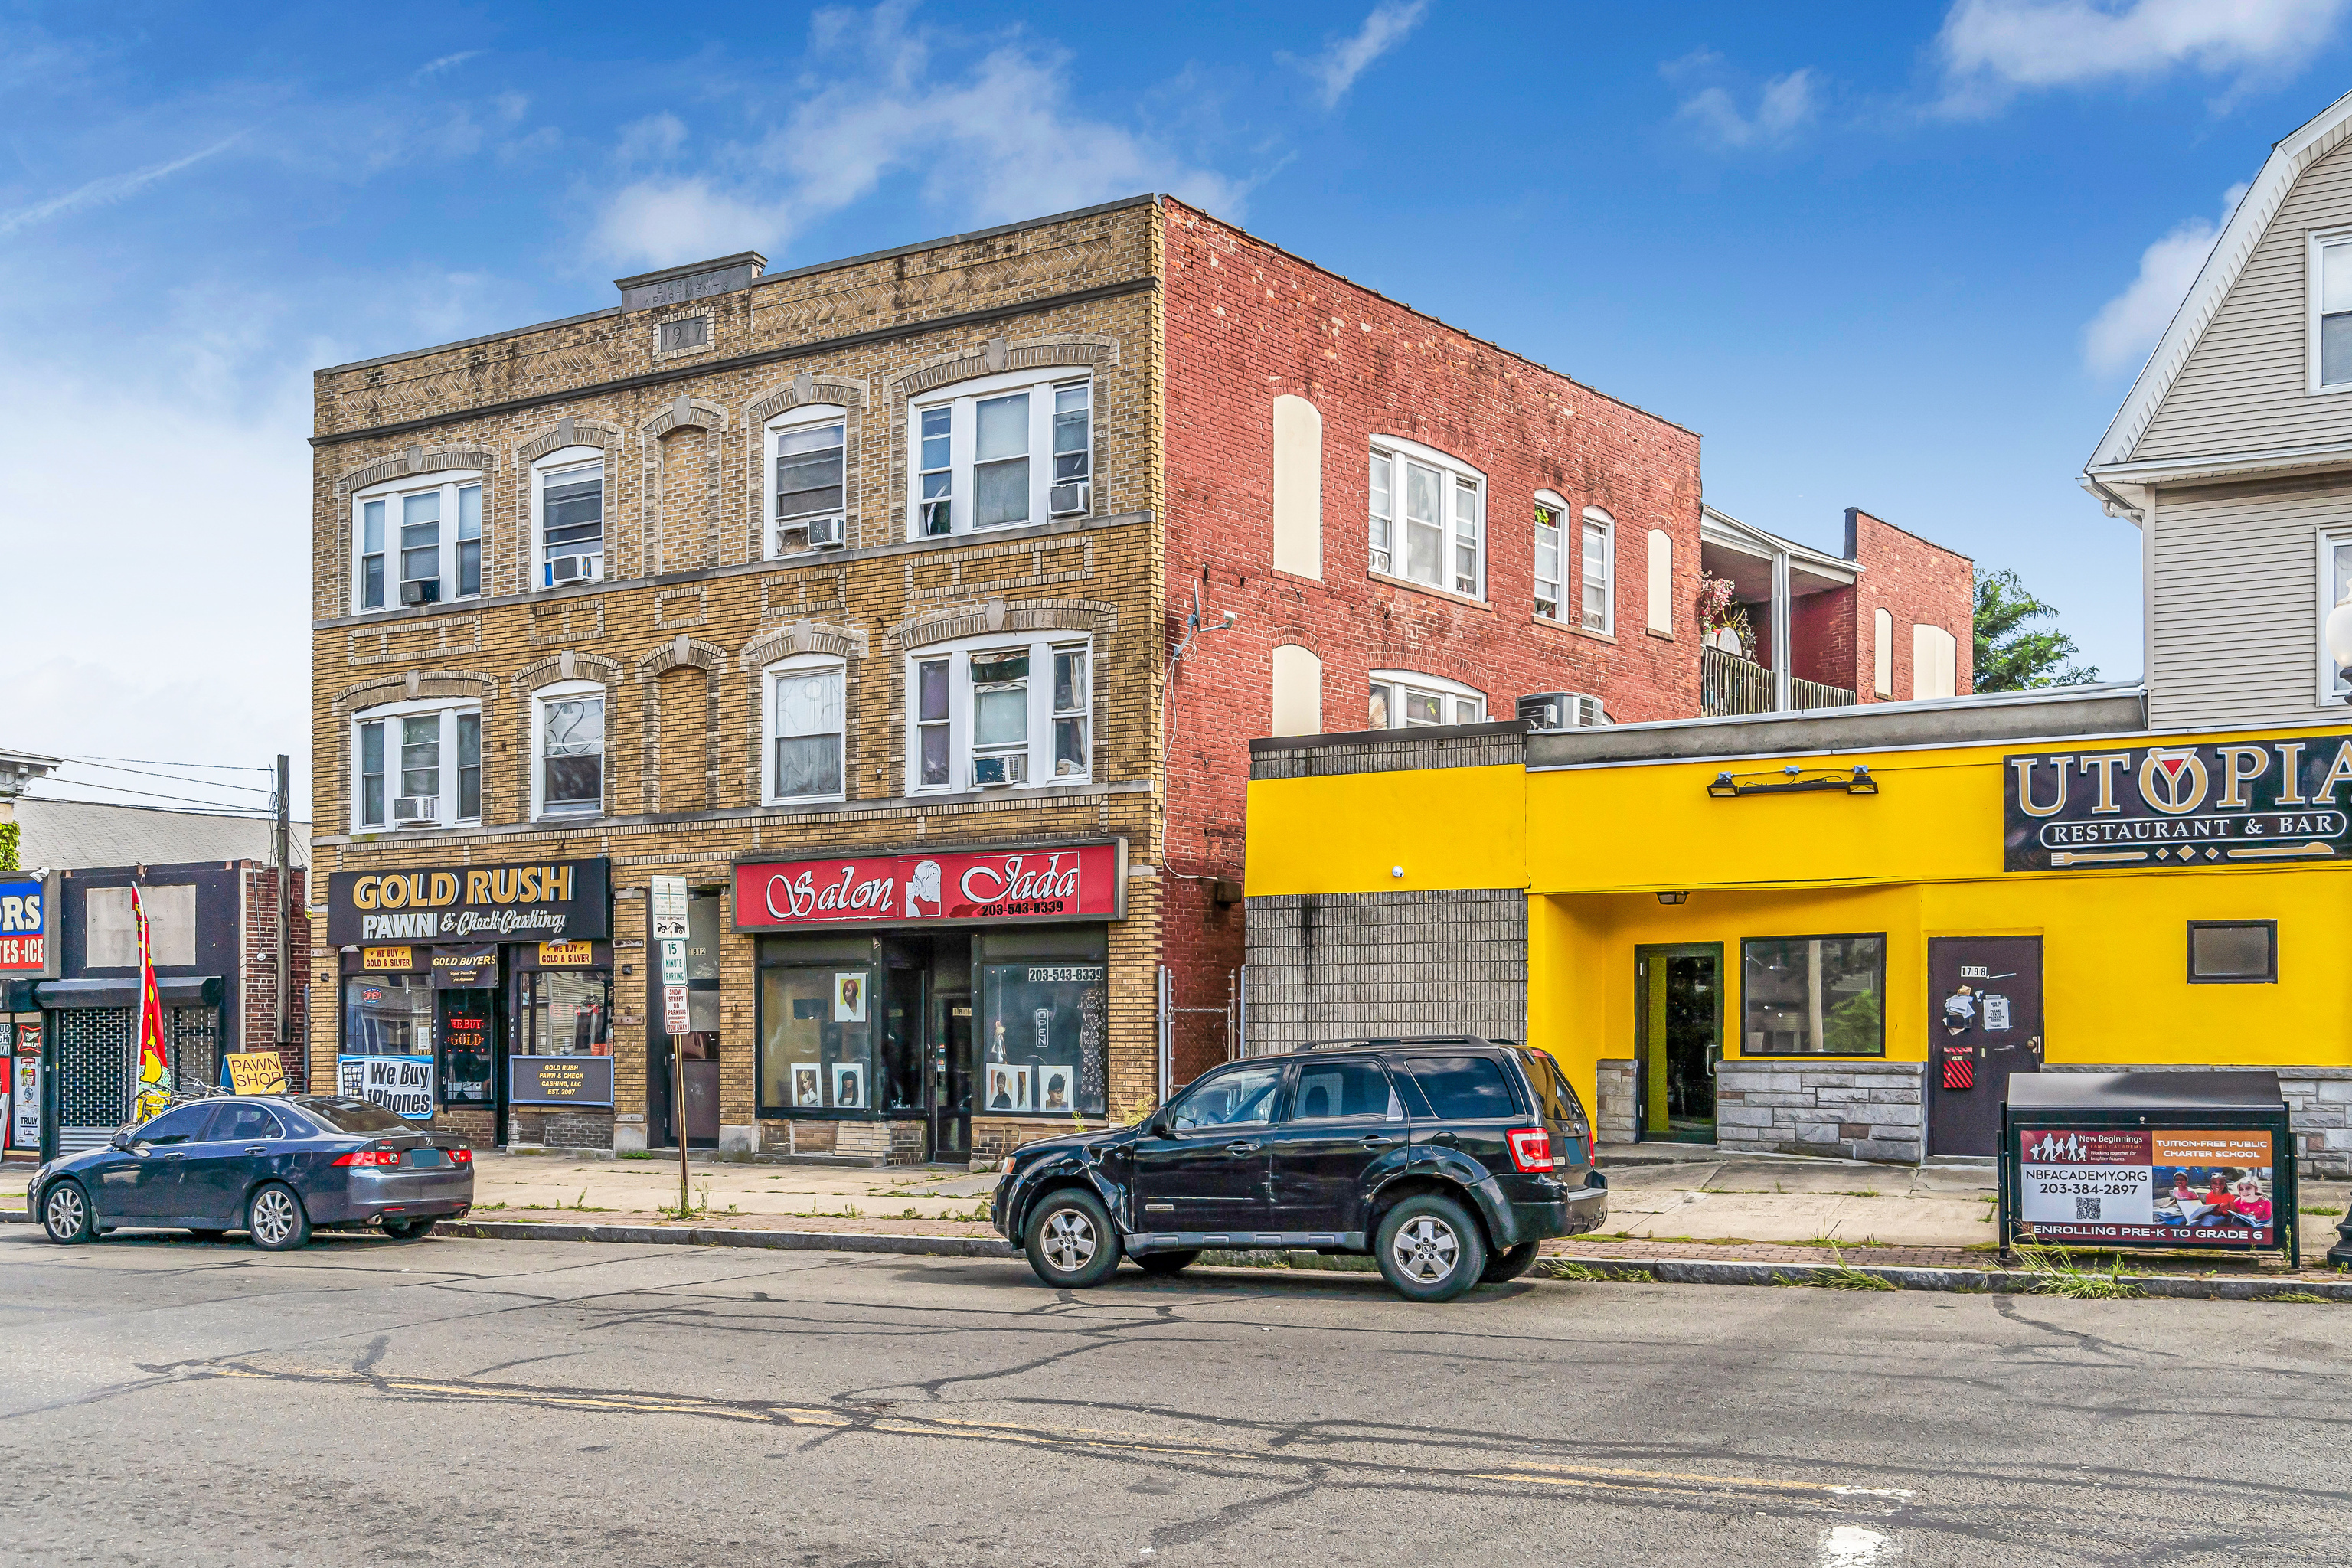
[2004,733,2352,871]
[733,842,1123,930]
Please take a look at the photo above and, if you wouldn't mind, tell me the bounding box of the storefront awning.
[34,976,221,1010]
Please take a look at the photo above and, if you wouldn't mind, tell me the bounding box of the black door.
[1635,945,1722,1143]
[929,994,973,1161]
[1266,1057,1403,1236]
[651,1034,720,1149]
[1130,1060,1285,1234]
[1927,937,2044,1158]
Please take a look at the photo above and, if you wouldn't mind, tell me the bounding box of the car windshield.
[294,1096,410,1134]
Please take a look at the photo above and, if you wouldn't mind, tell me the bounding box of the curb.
[438,1218,1018,1258]
[1535,1256,2352,1301]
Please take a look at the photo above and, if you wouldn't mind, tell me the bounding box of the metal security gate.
[54,1006,132,1154]
[170,1006,221,1095]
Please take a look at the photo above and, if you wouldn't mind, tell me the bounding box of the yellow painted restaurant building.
[1243,690,2352,1173]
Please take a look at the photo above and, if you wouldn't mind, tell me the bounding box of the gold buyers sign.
[2004,733,2352,871]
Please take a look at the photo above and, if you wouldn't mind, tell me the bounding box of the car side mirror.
[1147,1109,1173,1138]
[109,1129,135,1152]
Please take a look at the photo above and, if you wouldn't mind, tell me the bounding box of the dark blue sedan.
[31,1095,474,1250]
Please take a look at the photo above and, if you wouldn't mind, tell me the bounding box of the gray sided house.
[2086,89,2352,729]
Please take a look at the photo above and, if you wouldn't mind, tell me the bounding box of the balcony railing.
[1700,645,1857,717]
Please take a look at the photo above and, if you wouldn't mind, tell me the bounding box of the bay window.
[351,703,482,831]
[905,634,1093,792]
[1367,671,1485,730]
[353,473,483,612]
[766,658,846,802]
[907,371,1092,537]
[768,407,848,556]
[534,450,605,586]
[534,682,605,818]
[1368,439,1483,597]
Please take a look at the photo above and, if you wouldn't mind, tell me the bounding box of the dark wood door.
[1926,937,2045,1158]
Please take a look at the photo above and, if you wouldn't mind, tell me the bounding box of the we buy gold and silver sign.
[2004,733,2352,871]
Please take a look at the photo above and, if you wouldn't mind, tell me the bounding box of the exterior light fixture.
[1390,866,1404,878]
[1707,766,1881,799]
[1708,772,1740,798]
[1656,891,1689,906]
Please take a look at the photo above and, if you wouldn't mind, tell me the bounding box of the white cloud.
[0,131,245,237]
[1301,2,1428,109]
[2082,183,2249,375]
[1676,69,1819,149]
[413,51,484,83]
[1936,0,2350,111]
[588,5,1244,270]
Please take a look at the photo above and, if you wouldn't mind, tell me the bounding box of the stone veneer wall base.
[1715,1060,1926,1165]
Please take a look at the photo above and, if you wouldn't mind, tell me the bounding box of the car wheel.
[1023,1188,1121,1289]
[188,1230,228,1244]
[247,1183,312,1252]
[1479,1240,1540,1284]
[1134,1250,1200,1276]
[381,1218,435,1241]
[1376,1193,1487,1302]
[41,1181,95,1245]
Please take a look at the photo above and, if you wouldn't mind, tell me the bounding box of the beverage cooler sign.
[2017,1128,2278,1246]
[2004,733,2352,871]
[734,843,1122,930]
[0,877,47,972]
[338,1054,436,1121]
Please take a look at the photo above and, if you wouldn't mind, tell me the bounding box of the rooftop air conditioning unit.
[1517,692,1609,731]
[544,554,600,586]
[970,754,1028,789]
[393,795,440,825]
[804,514,844,549]
[1048,481,1090,518]
[400,579,439,606]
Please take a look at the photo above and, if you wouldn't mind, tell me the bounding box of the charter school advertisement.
[2016,1127,2278,1246]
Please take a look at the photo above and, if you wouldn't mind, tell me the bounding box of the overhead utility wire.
[58,758,276,797]
[30,780,276,815]
[62,753,273,773]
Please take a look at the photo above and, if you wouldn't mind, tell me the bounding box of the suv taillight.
[1506,1126,1553,1174]
[333,1148,403,1168]
[449,1146,473,1165]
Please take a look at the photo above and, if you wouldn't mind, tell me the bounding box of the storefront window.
[977,962,1106,1116]
[521,969,611,1056]
[1742,936,1884,1057]
[344,974,432,1054]
[760,964,876,1112]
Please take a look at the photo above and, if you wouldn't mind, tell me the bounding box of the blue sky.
[6,0,2350,815]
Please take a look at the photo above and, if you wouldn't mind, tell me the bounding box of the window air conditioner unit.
[1048,481,1089,518]
[970,754,1028,789]
[545,554,599,586]
[400,579,439,606]
[393,795,440,825]
[804,514,844,549]
[1517,692,1610,730]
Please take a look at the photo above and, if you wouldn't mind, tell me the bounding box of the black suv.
[992,1039,1606,1302]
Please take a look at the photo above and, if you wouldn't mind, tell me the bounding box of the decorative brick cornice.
[889,596,1118,651]
[517,416,623,466]
[740,619,868,669]
[747,371,871,424]
[637,397,729,443]
[511,650,623,694]
[335,446,495,497]
[332,668,497,716]
[635,634,726,679]
[888,332,1119,398]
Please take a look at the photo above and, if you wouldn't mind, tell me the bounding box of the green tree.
[1974,567,2100,692]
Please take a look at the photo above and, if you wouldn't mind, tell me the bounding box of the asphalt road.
[0,1230,2344,1566]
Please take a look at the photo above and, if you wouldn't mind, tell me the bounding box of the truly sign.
[2003,734,2352,871]
[733,843,1123,930]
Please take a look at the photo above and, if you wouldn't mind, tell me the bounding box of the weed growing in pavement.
[1812,1250,1898,1291]
[1537,1260,1611,1282]
[2301,1205,2345,1217]
[618,1151,655,1161]
[900,1207,920,1220]
[2014,1244,2141,1299]
[2265,1291,2335,1304]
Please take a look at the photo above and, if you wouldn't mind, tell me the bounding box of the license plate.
[406,1148,447,1168]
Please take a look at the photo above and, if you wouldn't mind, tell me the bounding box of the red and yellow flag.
[132,887,172,1121]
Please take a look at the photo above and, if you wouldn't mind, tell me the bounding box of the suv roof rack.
[1299,1034,1519,1052]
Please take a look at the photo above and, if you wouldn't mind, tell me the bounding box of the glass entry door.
[1635,944,1722,1144]
[929,993,973,1162]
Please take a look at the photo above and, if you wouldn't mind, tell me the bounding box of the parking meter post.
[677,1031,688,1214]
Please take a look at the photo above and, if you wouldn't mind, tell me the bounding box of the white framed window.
[906,369,1092,537]
[2311,228,2352,393]
[532,680,606,818]
[351,700,482,831]
[1368,437,1484,597]
[1579,506,1615,634]
[766,405,848,557]
[764,655,846,802]
[903,633,1093,793]
[1367,670,1485,730]
[2321,530,2352,703]
[1534,491,1566,622]
[352,472,482,612]
[532,448,606,587]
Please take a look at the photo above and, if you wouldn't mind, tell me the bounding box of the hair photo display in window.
[978,962,1106,1116]
[760,965,874,1112]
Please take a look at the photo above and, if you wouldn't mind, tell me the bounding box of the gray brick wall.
[1244,887,1528,1054]
[1716,1061,1925,1163]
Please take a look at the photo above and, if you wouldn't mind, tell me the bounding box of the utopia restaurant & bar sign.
[2004,733,2352,871]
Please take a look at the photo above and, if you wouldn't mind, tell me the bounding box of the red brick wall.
[1158,200,1705,1076]
[237,865,311,1091]
[1790,583,1857,691]
[1845,508,1974,701]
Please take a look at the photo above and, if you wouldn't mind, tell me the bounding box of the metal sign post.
[650,876,690,1214]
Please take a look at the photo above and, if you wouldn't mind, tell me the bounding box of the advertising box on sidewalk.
[2001,1073,2296,1259]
